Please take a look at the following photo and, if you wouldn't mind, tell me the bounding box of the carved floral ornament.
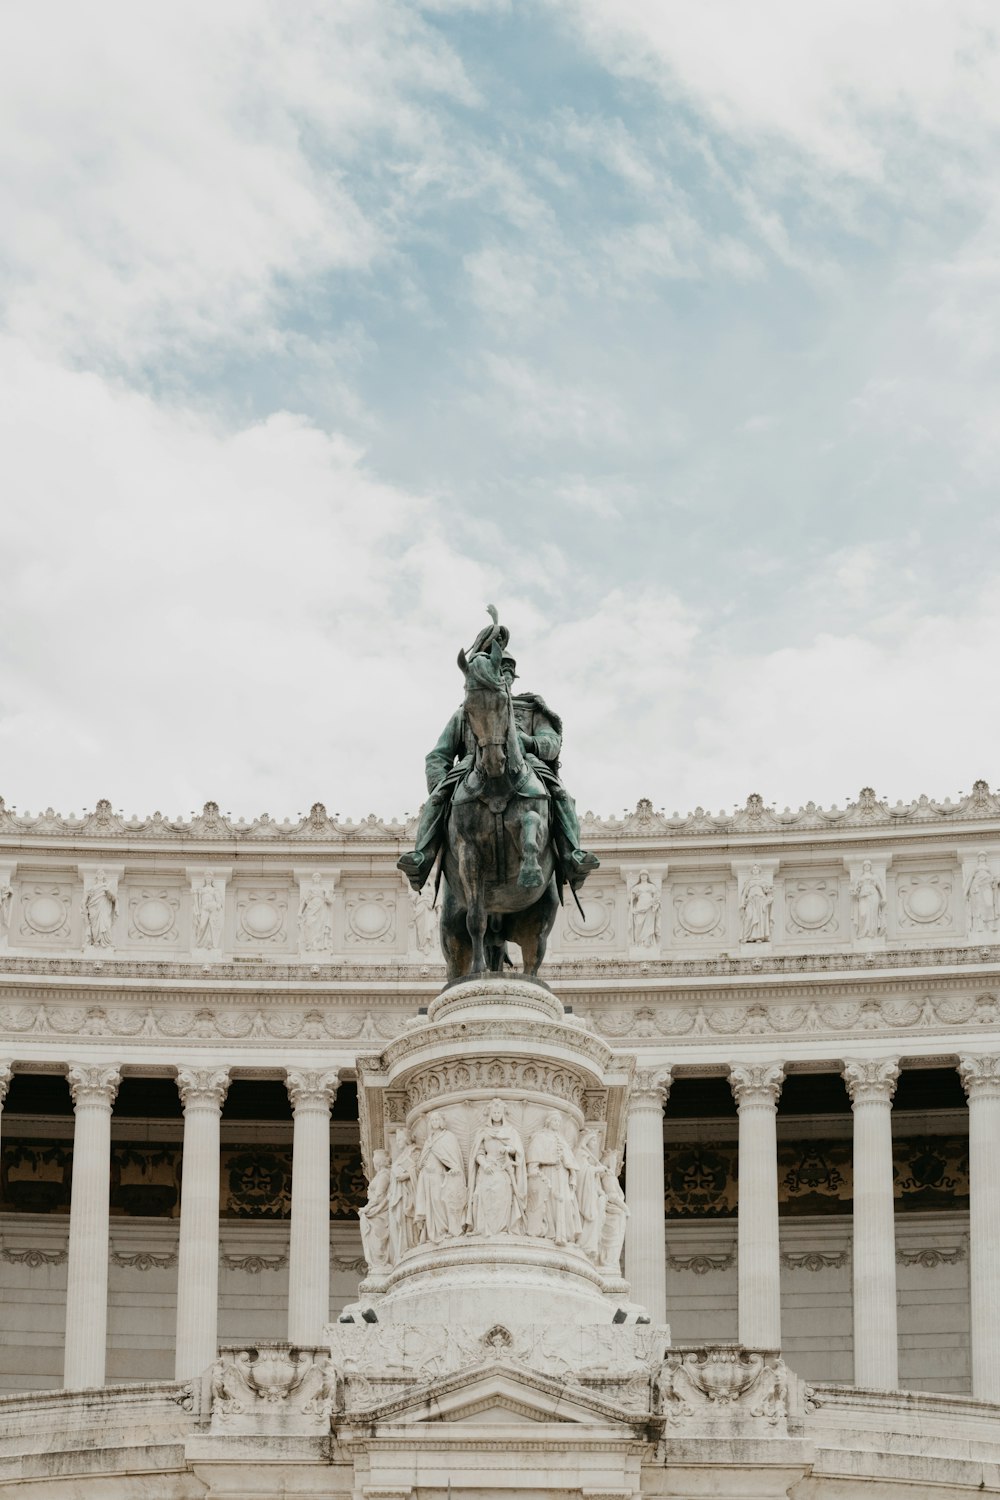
[958,1053,1000,1099]
[842,1057,900,1104]
[285,1068,340,1110]
[728,1062,784,1108]
[66,1064,121,1107]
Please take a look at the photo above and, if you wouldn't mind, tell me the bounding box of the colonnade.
[624,1053,1000,1401]
[1,1054,998,1397]
[0,1063,339,1388]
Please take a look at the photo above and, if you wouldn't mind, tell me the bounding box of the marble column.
[729,1062,784,1349]
[959,1054,1000,1401]
[0,1061,12,1124]
[624,1068,670,1324]
[64,1064,120,1389]
[286,1068,340,1344]
[174,1067,230,1380]
[843,1058,900,1390]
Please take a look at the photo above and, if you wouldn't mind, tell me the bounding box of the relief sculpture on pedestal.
[575,1128,608,1261]
[387,1129,419,1262]
[358,1149,392,1273]
[525,1111,581,1248]
[466,1098,526,1236]
[414,1112,466,1243]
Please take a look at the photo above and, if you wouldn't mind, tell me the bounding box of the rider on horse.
[398,640,599,896]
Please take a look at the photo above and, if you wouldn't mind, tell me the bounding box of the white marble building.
[2,783,1000,1495]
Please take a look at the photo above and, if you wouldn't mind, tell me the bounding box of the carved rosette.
[842,1058,899,1105]
[286,1067,340,1113]
[729,1062,784,1110]
[176,1067,230,1112]
[67,1064,121,1109]
[959,1054,1000,1101]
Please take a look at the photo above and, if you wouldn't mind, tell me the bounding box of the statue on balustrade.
[387,1128,419,1262]
[414,1112,467,1243]
[598,1149,628,1271]
[852,859,886,939]
[359,1149,392,1272]
[525,1112,581,1248]
[465,1098,527,1236]
[965,853,999,934]
[739,864,773,943]
[298,874,335,952]
[82,868,117,947]
[396,607,598,983]
[628,870,661,948]
[409,884,438,956]
[575,1128,608,1261]
[193,872,225,949]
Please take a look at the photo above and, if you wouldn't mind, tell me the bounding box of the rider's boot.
[551,787,600,889]
[397,848,431,892]
[397,788,449,891]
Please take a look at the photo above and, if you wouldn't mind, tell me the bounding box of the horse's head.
[458,639,511,781]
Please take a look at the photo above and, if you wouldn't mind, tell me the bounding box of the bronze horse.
[440,639,560,984]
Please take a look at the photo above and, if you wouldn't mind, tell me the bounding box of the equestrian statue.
[398,608,599,983]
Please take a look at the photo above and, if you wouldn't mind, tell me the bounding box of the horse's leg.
[515,877,560,978]
[440,882,471,984]
[516,806,544,891]
[459,839,488,974]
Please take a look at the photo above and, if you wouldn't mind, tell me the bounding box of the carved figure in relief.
[629,870,661,948]
[414,1112,466,1243]
[0,883,11,938]
[526,1111,581,1247]
[465,1098,526,1236]
[852,859,886,939]
[524,1161,551,1237]
[82,869,117,947]
[298,874,334,952]
[575,1128,607,1261]
[193,873,224,949]
[739,865,773,943]
[359,1149,392,1272]
[409,885,438,956]
[598,1149,629,1271]
[387,1128,419,1262]
[965,853,999,934]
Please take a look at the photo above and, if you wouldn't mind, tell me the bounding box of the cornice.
[0,945,997,995]
[2,784,998,849]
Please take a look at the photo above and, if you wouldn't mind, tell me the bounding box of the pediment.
[353,1363,640,1432]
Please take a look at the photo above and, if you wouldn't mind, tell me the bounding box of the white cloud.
[556,1,1000,181]
[0,1,473,367]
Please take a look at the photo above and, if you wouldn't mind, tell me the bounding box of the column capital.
[729,1060,784,1108]
[67,1064,120,1109]
[843,1058,900,1105]
[959,1054,1000,1101]
[286,1067,340,1111]
[176,1066,230,1110]
[629,1067,671,1107]
[0,1060,12,1105]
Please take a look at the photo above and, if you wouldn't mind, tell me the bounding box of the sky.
[2,0,1000,823]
